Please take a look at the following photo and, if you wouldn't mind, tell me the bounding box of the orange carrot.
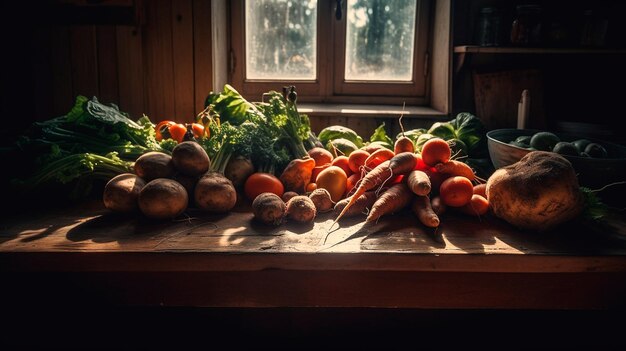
[413,153,430,172]
[394,136,415,155]
[366,183,413,223]
[430,195,447,216]
[348,149,370,173]
[434,160,475,181]
[473,183,487,198]
[331,151,417,227]
[406,170,431,196]
[421,137,451,167]
[457,194,490,216]
[332,191,378,219]
[412,195,440,228]
[439,176,474,207]
[364,148,395,170]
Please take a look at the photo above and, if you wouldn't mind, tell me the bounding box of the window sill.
[297,103,448,119]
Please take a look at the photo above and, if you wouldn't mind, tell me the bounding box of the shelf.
[453,46,626,73]
[454,45,626,54]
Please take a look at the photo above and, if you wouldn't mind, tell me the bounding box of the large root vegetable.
[134,151,175,181]
[194,172,237,213]
[309,188,335,213]
[138,178,188,219]
[252,192,286,226]
[486,151,584,231]
[171,141,210,176]
[103,173,146,213]
[279,157,316,194]
[285,195,317,223]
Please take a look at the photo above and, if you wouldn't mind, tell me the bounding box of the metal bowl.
[487,128,626,188]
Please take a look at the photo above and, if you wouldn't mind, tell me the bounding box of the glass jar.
[510,4,542,46]
[476,6,502,46]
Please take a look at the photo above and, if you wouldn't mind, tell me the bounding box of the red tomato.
[191,123,207,139]
[244,173,285,200]
[168,123,187,143]
[155,120,175,141]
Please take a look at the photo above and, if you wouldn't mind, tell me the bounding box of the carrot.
[421,138,451,167]
[413,153,430,172]
[473,183,487,198]
[412,195,440,228]
[439,176,474,207]
[364,148,395,170]
[345,172,361,196]
[332,191,378,219]
[406,170,431,196]
[348,149,370,173]
[394,136,415,155]
[330,151,417,228]
[430,195,447,215]
[366,183,413,223]
[423,167,449,196]
[457,194,490,216]
[434,160,475,181]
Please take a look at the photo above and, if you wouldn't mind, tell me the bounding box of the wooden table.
[1,201,626,310]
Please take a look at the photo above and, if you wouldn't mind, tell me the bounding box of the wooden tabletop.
[2,202,626,309]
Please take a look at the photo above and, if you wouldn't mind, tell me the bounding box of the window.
[229,0,432,105]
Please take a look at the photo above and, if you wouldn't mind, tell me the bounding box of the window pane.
[245,0,317,80]
[345,0,417,81]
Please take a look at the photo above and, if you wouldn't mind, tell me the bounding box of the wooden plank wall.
[8,0,212,127]
[1,0,437,139]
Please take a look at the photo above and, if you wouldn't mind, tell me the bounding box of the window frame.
[229,0,432,105]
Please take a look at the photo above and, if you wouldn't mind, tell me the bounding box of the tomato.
[244,173,284,200]
[155,120,175,141]
[155,120,196,143]
[168,123,187,143]
[191,123,207,139]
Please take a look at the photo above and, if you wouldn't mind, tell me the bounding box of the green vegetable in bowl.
[509,140,530,149]
[530,132,560,151]
[584,143,608,158]
[553,142,579,156]
[572,139,592,153]
[514,135,532,147]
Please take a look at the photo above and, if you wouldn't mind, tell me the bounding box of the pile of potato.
[102,141,237,219]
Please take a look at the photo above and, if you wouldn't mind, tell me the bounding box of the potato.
[486,151,584,231]
[138,178,188,219]
[171,141,210,176]
[172,173,199,202]
[309,188,335,213]
[281,191,299,203]
[285,195,316,223]
[103,173,146,213]
[224,155,254,188]
[252,192,286,226]
[194,172,237,213]
[134,152,175,181]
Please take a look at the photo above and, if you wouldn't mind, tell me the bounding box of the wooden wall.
[1,0,213,136]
